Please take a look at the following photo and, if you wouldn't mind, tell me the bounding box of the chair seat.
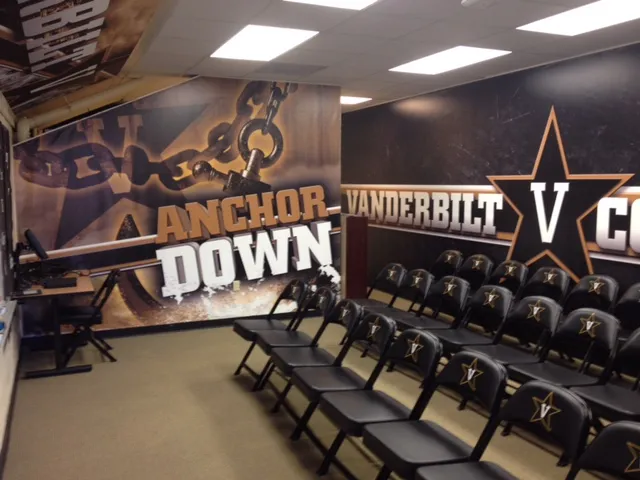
[508,361,600,387]
[432,328,493,353]
[319,390,411,436]
[389,311,452,331]
[416,461,517,480]
[58,306,102,325]
[363,420,472,479]
[255,330,313,354]
[270,347,335,376]
[571,384,640,421]
[291,366,366,402]
[352,298,391,313]
[233,318,287,341]
[464,344,540,365]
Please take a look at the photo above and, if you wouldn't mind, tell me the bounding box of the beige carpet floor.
[5,319,598,480]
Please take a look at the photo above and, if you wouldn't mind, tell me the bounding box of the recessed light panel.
[517,0,640,36]
[341,96,372,105]
[283,0,379,10]
[211,25,318,61]
[390,46,511,75]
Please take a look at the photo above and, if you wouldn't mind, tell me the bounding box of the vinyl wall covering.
[342,42,640,289]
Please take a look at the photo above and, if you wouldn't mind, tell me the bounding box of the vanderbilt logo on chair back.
[530,392,562,432]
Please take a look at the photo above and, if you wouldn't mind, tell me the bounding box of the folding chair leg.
[95,335,113,350]
[501,422,513,437]
[317,430,347,476]
[339,331,348,345]
[290,400,318,441]
[375,465,392,480]
[88,333,117,362]
[387,361,395,372]
[252,361,275,391]
[234,341,256,376]
[271,379,293,413]
[360,346,369,358]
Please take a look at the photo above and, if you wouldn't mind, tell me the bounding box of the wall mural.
[342,42,640,290]
[0,0,159,114]
[13,77,342,332]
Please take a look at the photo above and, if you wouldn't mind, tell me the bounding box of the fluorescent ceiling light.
[341,96,372,105]
[283,0,380,10]
[390,46,511,75]
[517,0,640,36]
[211,25,318,61]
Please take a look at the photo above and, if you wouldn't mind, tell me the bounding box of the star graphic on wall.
[530,392,561,432]
[527,300,546,322]
[483,288,500,308]
[460,358,484,391]
[589,278,605,295]
[625,442,640,473]
[488,108,633,281]
[404,334,424,362]
[579,313,601,338]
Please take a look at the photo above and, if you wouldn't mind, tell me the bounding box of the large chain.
[15,81,296,194]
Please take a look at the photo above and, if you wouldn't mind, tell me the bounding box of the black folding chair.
[233,279,307,376]
[614,283,640,342]
[465,296,562,366]
[414,381,592,480]
[371,268,435,316]
[430,250,463,280]
[269,299,364,413]
[566,421,640,479]
[487,260,528,298]
[287,313,396,441]
[250,287,337,391]
[59,269,120,363]
[350,263,407,313]
[429,285,513,356]
[520,267,570,304]
[364,351,507,480]
[508,308,620,387]
[563,274,619,315]
[316,330,443,476]
[457,254,493,294]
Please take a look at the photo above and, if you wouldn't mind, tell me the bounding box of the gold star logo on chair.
[387,268,397,281]
[445,253,456,264]
[530,392,562,432]
[588,278,605,295]
[579,313,601,339]
[460,358,484,391]
[291,285,299,297]
[317,294,326,309]
[368,318,381,340]
[444,279,457,296]
[412,273,423,287]
[472,257,484,270]
[625,442,640,473]
[339,307,350,321]
[527,300,546,322]
[404,334,424,362]
[505,264,517,277]
[543,271,557,284]
[483,289,500,308]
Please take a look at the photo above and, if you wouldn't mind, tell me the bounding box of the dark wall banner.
[0,0,159,114]
[342,42,640,290]
[14,77,342,331]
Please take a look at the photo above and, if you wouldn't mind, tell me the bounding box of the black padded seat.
[465,344,541,365]
[391,311,452,331]
[352,298,394,313]
[270,347,336,376]
[58,305,102,325]
[233,319,287,342]
[319,390,411,436]
[431,328,494,351]
[571,384,640,421]
[508,362,600,387]
[363,421,472,479]
[291,366,367,402]
[416,461,516,480]
[254,330,313,354]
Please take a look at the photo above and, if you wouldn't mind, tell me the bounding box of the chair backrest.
[613,328,640,385]
[461,285,513,334]
[421,275,470,323]
[567,421,640,479]
[367,263,407,300]
[91,269,120,314]
[488,260,529,297]
[267,279,308,320]
[292,286,337,329]
[396,269,434,313]
[497,381,591,466]
[614,283,640,334]
[431,250,463,280]
[310,297,361,346]
[564,274,619,314]
[497,296,562,351]
[521,267,570,303]
[457,254,494,293]
[547,308,620,376]
[336,313,396,367]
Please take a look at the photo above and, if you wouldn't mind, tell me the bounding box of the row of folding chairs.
[230,284,640,479]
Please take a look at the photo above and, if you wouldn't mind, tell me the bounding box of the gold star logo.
[444,279,457,296]
[367,317,381,340]
[317,294,326,309]
[472,257,484,270]
[530,392,562,432]
[291,285,299,296]
[579,313,601,338]
[460,358,484,391]
[445,252,456,264]
[412,273,423,287]
[387,268,397,281]
[483,288,500,308]
[404,334,424,362]
[527,300,546,322]
[543,271,557,285]
[588,278,605,295]
[505,264,517,277]
[625,442,640,473]
[339,307,350,321]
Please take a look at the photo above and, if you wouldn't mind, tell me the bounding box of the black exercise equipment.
[351,263,407,314]
[563,274,619,314]
[364,351,507,480]
[457,254,494,294]
[487,260,528,298]
[519,266,570,304]
[464,296,562,366]
[430,250,463,280]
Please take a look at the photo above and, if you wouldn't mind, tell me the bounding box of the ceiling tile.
[148,36,219,57]
[365,0,463,20]
[342,76,398,92]
[469,30,558,52]
[330,11,427,39]
[454,0,567,28]
[157,16,243,43]
[397,20,505,47]
[248,2,357,31]
[133,52,204,75]
[300,32,389,54]
[275,48,354,66]
[171,0,272,22]
[187,58,262,77]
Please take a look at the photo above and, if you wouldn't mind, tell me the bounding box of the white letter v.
[530,182,569,244]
